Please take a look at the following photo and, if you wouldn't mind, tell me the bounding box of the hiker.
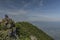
[1,14,13,29]
[1,15,17,38]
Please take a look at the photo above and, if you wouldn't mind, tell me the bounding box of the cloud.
[1,0,58,22]
[0,9,30,16]
[27,14,60,22]
[0,8,60,22]
[1,0,44,8]
[40,0,44,6]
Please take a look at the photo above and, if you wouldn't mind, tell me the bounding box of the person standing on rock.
[1,14,14,29]
[0,14,18,40]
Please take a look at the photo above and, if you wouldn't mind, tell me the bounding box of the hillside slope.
[15,22,54,40]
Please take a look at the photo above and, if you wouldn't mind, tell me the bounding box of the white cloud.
[0,9,29,15]
[8,10,28,15]
[0,8,60,22]
[0,0,60,22]
[40,0,44,6]
[27,14,60,22]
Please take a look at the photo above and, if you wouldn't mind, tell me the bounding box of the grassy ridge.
[15,22,54,40]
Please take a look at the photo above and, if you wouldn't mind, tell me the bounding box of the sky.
[0,0,60,22]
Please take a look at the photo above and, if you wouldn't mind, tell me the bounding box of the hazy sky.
[0,0,60,22]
